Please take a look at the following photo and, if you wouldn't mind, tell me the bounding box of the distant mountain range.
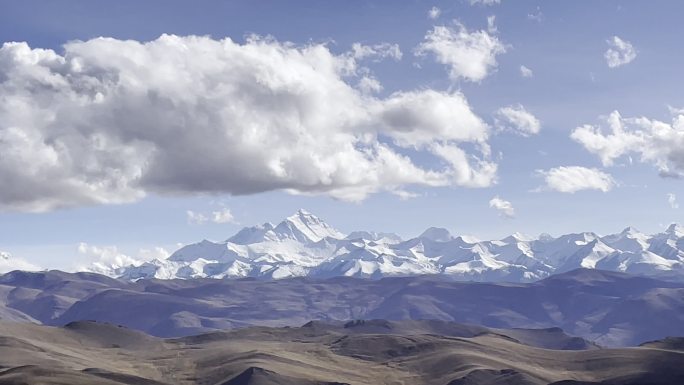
[87,209,684,282]
[1,268,683,347]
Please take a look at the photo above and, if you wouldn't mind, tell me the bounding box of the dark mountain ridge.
[0,268,683,347]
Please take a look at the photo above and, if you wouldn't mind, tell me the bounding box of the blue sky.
[0,0,682,269]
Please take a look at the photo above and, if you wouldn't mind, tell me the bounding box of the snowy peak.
[557,232,599,246]
[226,210,344,245]
[274,209,345,242]
[454,235,480,244]
[501,232,534,243]
[601,226,650,254]
[621,226,641,235]
[560,239,615,270]
[665,223,684,238]
[169,239,237,263]
[88,211,684,283]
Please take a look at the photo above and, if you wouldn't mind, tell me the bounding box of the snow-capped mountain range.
[88,209,684,282]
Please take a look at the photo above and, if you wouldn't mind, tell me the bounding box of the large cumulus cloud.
[0,35,496,211]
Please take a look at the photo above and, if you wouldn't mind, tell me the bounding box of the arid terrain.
[0,320,682,385]
[2,267,683,384]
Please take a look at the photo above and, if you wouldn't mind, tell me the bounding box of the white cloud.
[76,243,170,274]
[537,166,616,193]
[520,65,533,78]
[604,36,636,68]
[571,110,684,177]
[495,104,541,136]
[187,207,235,224]
[0,35,498,211]
[489,196,515,218]
[357,76,383,94]
[415,22,506,82]
[668,105,684,115]
[668,193,679,209]
[0,251,40,273]
[350,42,402,61]
[138,247,172,261]
[211,207,235,223]
[378,90,489,146]
[187,210,208,225]
[428,6,441,19]
[469,0,501,5]
[77,243,142,271]
[430,143,498,188]
[392,189,421,200]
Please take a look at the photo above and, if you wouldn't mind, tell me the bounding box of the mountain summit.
[86,212,684,282]
[274,209,345,243]
[227,209,344,245]
[666,223,684,238]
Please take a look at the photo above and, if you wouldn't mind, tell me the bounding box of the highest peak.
[279,209,344,241]
[227,209,344,244]
[295,208,312,215]
[284,209,327,228]
[287,208,317,221]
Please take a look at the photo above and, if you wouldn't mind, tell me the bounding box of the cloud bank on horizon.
[0,251,38,273]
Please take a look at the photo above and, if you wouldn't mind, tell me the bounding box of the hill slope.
[0,321,682,385]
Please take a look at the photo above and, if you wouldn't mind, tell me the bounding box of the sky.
[0,0,683,270]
